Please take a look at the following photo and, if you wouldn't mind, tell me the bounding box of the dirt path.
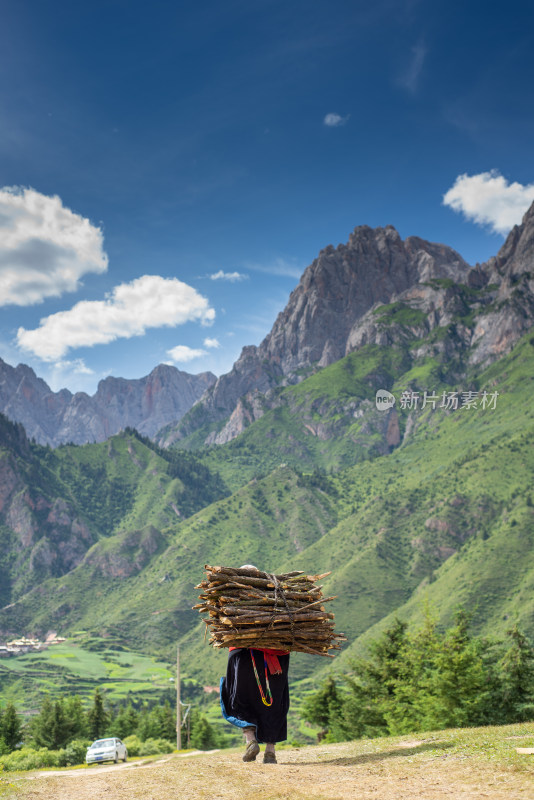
[14,738,534,800]
[29,750,219,779]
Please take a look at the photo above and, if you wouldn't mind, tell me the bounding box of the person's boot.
[263,743,277,763]
[242,727,260,762]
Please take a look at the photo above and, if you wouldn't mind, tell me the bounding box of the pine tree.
[190,711,217,750]
[63,695,89,741]
[29,698,55,749]
[112,704,139,739]
[49,700,71,749]
[419,609,489,730]
[0,703,22,751]
[379,613,439,735]
[29,698,71,749]
[307,612,500,740]
[498,624,534,722]
[383,609,491,733]
[300,676,341,739]
[330,617,409,740]
[137,705,161,741]
[87,689,110,739]
[158,701,176,741]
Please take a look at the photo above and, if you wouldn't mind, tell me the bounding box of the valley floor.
[12,723,534,800]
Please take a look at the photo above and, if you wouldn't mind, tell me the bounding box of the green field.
[0,636,175,711]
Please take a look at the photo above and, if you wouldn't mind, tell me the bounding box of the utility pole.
[176,645,181,751]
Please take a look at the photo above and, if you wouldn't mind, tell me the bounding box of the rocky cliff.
[0,362,216,446]
[346,203,534,365]
[162,203,534,447]
[159,224,473,445]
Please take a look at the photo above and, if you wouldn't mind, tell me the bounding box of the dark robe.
[220,648,290,743]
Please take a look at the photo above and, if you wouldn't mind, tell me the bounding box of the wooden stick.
[194,564,344,657]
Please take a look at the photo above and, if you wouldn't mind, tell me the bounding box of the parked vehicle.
[86,737,128,764]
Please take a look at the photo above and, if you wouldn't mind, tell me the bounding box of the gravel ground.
[13,738,534,800]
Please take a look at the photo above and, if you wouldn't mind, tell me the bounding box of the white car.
[86,737,128,764]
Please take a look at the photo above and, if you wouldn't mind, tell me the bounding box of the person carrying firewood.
[194,563,344,761]
[219,565,290,764]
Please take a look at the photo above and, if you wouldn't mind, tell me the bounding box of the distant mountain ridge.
[0,362,215,446]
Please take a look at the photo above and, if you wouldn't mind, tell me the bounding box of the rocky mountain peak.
[162,224,473,445]
[0,360,216,446]
[261,225,470,372]
[485,199,534,279]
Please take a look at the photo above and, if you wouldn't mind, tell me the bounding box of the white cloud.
[397,42,426,94]
[0,186,108,306]
[323,113,349,127]
[443,171,534,235]
[203,337,220,349]
[46,359,95,392]
[17,274,215,360]
[166,345,207,363]
[209,270,248,282]
[53,358,94,376]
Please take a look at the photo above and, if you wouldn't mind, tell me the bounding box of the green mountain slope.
[1,330,533,702]
[196,344,411,489]
[176,274,523,491]
[1,465,337,643]
[0,425,228,605]
[282,330,534,669]
[51,430,229,534]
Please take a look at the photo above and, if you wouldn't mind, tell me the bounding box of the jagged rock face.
[163,225,471,444]
[0,363,69,444]
[0,454,20,514]
[345,214,534,369]
[261,227,470,373]
[167,204,534,447]
[324,207,534,390]
[485,201,534,280]
[206,393,266,446]
[469,203,534,365]
[0,362,216,446]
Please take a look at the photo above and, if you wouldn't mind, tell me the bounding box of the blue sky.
[1,0,534,393]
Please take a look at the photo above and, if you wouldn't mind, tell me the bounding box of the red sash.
[229,646,289,674]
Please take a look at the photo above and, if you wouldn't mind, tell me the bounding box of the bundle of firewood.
[193,564,346,657]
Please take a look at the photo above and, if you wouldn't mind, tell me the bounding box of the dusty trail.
[29,749,217,779]
[16,739,534,800]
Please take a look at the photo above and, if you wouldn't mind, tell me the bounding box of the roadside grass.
[319,721,534,774]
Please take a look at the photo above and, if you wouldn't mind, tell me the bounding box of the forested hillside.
[1,329,533,700]
[1,206,534,711]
